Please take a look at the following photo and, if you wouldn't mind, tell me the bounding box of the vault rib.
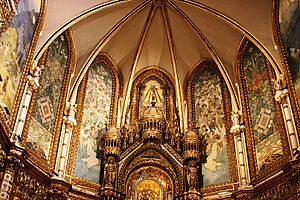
[69,0,152,99]
[168,1,239,110]
[161,6,184,132]
[35,0,130,60]
[122,4,157,126]
[173,0,282,75]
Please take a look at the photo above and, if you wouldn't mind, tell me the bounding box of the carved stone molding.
[99,187,124,200]
[11,170,48,200]
[0,144,7,185]
[48,177,71,200]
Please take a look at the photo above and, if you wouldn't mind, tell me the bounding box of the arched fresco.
[241,42,283,170]
[73,61,113,183]
[279,1,300,105]
[236,39,290,184]
[0,0,42,110]
[186,59,237,192]
[193,66,230,186]
[26,32,71,160]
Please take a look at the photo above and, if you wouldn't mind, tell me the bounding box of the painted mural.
[194,67,230,186]
[27,33,69,160]
[74,62,113,183]
[139,77,166,117]
[0,0,41,110]
[242,43,283,169]
[279,1,300,105]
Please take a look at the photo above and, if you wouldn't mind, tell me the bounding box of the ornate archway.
[126,166,173,200]
[118,143,184,197]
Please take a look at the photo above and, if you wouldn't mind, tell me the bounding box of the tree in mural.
[242,42,283,169]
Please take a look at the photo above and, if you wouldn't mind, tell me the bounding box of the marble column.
[230,112,249,187]
[273,78,299,155]
[11,63,44,145]
[57,102,77,178]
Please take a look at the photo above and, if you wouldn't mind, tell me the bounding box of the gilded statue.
[187,160,198,192]
[104,156,117,188]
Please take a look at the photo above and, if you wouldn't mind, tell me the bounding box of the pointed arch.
[129,67,176,127]
[66,53,121,189]
[118,143,184,195]
[185,58,237,192]
[235,38,290,184]
[22,29,75,171]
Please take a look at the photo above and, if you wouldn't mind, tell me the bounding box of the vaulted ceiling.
[34,0,283,125]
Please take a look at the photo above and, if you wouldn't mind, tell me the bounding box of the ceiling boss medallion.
[154,0,166,6]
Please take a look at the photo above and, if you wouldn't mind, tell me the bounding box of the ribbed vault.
[33,0,282,129]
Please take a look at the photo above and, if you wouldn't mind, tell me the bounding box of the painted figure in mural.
[187,160,198,192]
[194,68,230,186]
[74,62,113,183]
[104,156,116,188]
[140,78,166,117]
